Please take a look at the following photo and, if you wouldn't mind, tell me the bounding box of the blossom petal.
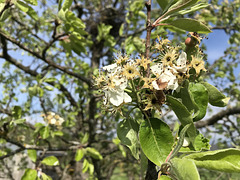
[123,92,132,103]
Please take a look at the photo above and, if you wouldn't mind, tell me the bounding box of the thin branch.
[195,106,240,128]
[145,0,153,77]
[0,30,92,86]
[0,148,24,161]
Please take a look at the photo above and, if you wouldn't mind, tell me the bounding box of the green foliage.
[27,149,37,162]
[170,158,200,180]
[75,148,84,161]
[202,82,230,107]
[168,18,212,33]
[41,156,59,166]
[184,148,240,173]
[139,118,174,166]
[0,0,239,179]
[21,169,37,180]
[117,118,139,159]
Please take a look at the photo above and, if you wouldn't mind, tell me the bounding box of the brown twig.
[195,106,240,128]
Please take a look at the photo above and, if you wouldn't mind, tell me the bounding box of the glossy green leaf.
[41,156,59,166]
[0,8,10,22]
[75,149,84,161]
[21,169,37,180]
[189,82,208,121]
[82,159,89,173]
[86,147,102,160]
[201,82,230,107]
[156,0,169,11]
[184,148,240,172]
[166,95,197,144]
[166,95,192,125]
[16,1,29,12]
[168,18,212,33]
[41,172,52,180]
[170,158,200,180]
[178,84,199,118]
[139,118,174,166]
[178,3,209,15]
[167,0,198,16]
[62,0,73,11]
[27,149,37,162]
[40,126,50,139]
[117,118,139,159]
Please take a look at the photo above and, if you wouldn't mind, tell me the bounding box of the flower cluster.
[42,112,65,128]
[95,35,206,109]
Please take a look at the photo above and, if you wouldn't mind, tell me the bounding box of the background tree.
[0,0,239,179]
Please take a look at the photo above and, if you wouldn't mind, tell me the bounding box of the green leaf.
[168,18,212,33]
[117,118,139,159]
[62,0,73,11]
[177,3,209,15]
[139,118,174,166]
[86,147,102,160]
[166,95,197,145]
[41,156,59,166]
[201,82,230,107]
[27,149,37,162]
[0,8,10,22]
[14,118,26,124]
[75,148,85,161]
[82,159,89,173]
[156,0,169,11]
[81,133,89,144]
[41,172,52,180]
[184,148,240,173]
[12,106,22,119]
[44,78,57,83]
[23,0,38,6]
[167,0,198,16]
[178,83,199,118]
[170,158,200,180]
[40,126,50,139]
[21,169,37,180]
[193,133,210,151]
[189,83,208,121]
[44,86,54,91]
[53,131,63,136]
[16,1,29,12]
[166,95,192,125]
[16,1,38,20]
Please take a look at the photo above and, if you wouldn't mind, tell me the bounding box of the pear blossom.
[173,51,188,73]
[150,63,163,76]
[152,69,179,90]
[103,74,132,106]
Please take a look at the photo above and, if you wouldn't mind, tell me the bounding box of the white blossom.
[152,69,179,90]
[150,63,163,76]
[174,51,187,73]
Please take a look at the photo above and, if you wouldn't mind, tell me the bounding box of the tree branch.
[0,35,78,108]
[195,106,240,128]
[0,30,92,86]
